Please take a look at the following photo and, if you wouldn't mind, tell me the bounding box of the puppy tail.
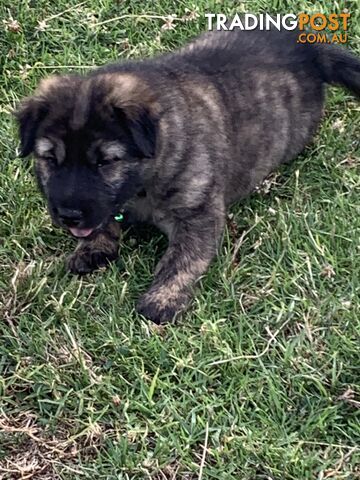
[316,44,360,96]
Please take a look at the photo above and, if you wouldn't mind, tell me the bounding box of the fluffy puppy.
[16,28,360,323]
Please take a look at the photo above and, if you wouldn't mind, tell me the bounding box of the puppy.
[15,28,360,323]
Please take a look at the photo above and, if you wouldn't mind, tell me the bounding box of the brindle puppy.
[15,28,360,323]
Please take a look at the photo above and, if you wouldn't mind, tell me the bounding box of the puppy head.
[15,73,159,238]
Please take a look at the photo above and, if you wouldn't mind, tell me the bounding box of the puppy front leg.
[136,210,225,323]
[67,221,121,275]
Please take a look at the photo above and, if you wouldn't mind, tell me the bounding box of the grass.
[0,0,359,478]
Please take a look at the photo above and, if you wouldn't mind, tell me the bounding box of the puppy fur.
[15,28,360,323]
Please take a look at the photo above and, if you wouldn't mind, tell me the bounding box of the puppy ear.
[14,97,48,157]
[115,106,157,158]
[14,75,71,157]
[105,73,159,158]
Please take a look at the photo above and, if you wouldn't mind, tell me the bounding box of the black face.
[34,123,146,238]
[15,75,157,238]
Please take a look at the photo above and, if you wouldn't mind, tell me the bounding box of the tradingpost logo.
[205,13,350,44]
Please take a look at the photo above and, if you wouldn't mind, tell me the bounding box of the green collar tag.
[114,213,124,222]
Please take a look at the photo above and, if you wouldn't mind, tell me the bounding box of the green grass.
[0,1,359,478]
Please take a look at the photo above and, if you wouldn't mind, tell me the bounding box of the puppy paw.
[136,289,189,324]
[66,249,117,275]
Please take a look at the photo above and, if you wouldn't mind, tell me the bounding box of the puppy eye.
[97,156,120,168]
[97,158,109,168]
[42,152,57,164]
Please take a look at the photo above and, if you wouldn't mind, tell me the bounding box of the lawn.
[0,1,359,479]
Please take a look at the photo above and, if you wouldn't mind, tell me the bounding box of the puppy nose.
[57,207,83,226]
